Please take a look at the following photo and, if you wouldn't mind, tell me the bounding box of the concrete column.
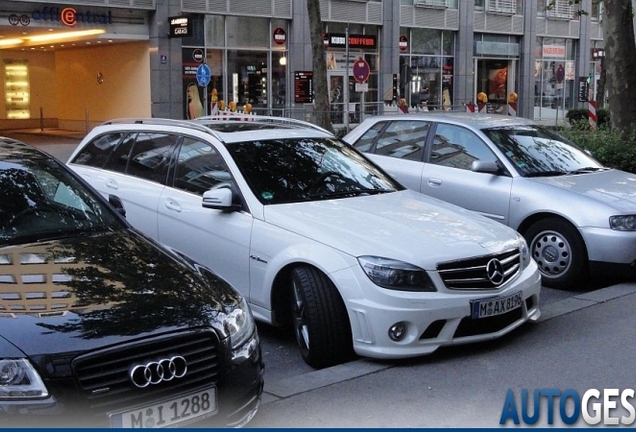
[150,0,184,119]
[456,0,475,105]
[519,0,538,118]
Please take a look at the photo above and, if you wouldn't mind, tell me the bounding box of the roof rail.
[193,114,332,134]
[100,117,224,141]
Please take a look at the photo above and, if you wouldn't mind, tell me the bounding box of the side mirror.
[202,188,236,211]
[471,160,501,174]
[108,194,126,217]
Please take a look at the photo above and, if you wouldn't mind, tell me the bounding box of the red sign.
[353,57,370,83]
[273,28,286,45]
[399,35,408,52]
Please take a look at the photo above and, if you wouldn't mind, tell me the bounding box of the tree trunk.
[306,0,334,133]
[601,0,636,137]
[596,57,606,109]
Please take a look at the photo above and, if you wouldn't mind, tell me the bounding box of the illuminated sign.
[324,33,377,49]
[273,27,286,45]
[29,6,113,26]
[169,15,192,38]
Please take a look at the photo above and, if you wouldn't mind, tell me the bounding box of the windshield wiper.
[309,188,393,200]
[524,170,568,178]
[566,167,606,175]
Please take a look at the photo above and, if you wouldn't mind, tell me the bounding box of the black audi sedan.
[0,137,263,428]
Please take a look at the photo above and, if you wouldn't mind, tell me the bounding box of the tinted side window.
[72,133,126,168]
[103,134,136,174]
[125,133,178,184]
[351,121,387,152]
[375,120,429,161]
[173,138,231,195]
[429,124,496,170]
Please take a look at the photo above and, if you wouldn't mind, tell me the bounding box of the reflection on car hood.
[530,169,636,211]
[263,189,520,268]
[0,229,238,361]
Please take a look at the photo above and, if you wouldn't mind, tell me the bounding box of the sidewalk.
[1,128,86,141]
[249,281,636,427]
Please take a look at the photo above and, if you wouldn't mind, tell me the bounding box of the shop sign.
[323,33,376,49]
[543,45,566,58]
[273,28,286,45]
[294,71,313,103]
[592,48,605,59]
[578,76,588,102]
[27,6,113,26]
[399,35,408,52]
[170,16,191,38]
[192,49,204,63]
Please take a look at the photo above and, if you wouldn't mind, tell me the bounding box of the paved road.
[248,283,636,427]
[7,129,635,427]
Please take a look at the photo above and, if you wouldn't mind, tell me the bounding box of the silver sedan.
[343,112,636,289]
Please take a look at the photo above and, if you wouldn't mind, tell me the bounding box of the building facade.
[0,0,605,131]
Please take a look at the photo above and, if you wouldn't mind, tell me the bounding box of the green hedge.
[557,125,636,174]
[565,107,611,129]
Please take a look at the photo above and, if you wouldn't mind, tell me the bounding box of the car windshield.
[483,126,605,177]
[225,136,402,204]
[0,155,124,246]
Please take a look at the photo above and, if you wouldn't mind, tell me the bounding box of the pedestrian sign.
[196,64,211,87]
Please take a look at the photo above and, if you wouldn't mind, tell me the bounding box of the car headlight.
[609,215,636,231]
[225,297,256,351]
[358,256,436,292]
[518,234,531,270]
[0,359,48,399]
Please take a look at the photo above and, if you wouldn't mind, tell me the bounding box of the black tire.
[524,218,588,290]
[290,266,355,369]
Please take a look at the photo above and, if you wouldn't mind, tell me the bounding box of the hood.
[0,229,240,362]
[263,190,521,269]
[530,169,636,212]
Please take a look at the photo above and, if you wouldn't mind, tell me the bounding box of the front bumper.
[580,226,636,266]
[0,342,264,428]
[333,260,542,359]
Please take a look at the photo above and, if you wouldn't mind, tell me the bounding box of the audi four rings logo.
[129,356,188,388]
[486,258,505,285]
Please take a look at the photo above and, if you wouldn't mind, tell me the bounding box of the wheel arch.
[270,261,351,328]
[518,212,587,252]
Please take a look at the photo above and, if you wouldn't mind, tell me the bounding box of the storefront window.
[400,29,455,110]
[192,17,288,115]
[534,37,576,120]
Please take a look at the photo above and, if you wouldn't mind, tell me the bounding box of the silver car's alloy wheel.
[531,229,572,277]
[524,217,587,290]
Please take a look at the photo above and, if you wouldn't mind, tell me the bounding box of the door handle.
[427,177,442,187]
[164,199,182,212]
[105,179,118,189]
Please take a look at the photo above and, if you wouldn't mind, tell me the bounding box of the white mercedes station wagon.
[67,116,541,369]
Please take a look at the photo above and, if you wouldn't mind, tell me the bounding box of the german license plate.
[471,291,523,319]
[110,387,217,428]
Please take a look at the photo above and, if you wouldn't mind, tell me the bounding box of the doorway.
[476,59,516,114]
[327,71,358,125]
